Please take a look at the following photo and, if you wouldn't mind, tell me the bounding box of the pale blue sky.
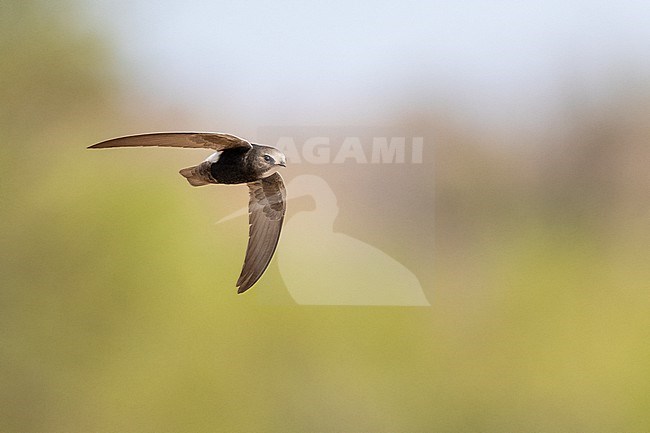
[83,0,650,130]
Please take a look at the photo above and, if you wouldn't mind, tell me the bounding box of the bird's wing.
[88,132,252,151]
[236,172,286,293]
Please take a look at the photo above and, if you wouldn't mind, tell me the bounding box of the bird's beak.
[278,161,286,167]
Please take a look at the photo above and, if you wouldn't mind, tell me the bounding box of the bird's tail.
[179,165,211,186]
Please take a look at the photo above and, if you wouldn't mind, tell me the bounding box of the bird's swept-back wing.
[237,172,286,293]
[88,132,252,151]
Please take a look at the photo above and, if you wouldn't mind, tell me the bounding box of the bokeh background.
[2,0,650,431]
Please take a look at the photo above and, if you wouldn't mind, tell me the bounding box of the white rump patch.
[205,151,222,163]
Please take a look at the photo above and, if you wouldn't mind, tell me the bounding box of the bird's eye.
[263,155,274,163]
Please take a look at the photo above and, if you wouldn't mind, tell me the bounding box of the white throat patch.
[261,165,281,178]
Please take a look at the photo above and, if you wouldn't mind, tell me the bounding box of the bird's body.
[89,132,287,294]
[181,144,285,186]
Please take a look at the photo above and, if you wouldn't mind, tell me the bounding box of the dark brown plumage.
[89,132,287,293]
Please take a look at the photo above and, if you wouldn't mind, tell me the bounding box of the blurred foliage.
[1,1,649,432]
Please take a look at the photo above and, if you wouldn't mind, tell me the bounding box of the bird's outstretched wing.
[237,172,286,293]
[88,132,252,151]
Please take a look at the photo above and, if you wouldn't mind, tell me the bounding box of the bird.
[88,132,287,294]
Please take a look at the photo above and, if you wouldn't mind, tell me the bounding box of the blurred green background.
[1,1,649,432]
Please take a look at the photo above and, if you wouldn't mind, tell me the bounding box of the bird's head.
[252,145,287,177]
